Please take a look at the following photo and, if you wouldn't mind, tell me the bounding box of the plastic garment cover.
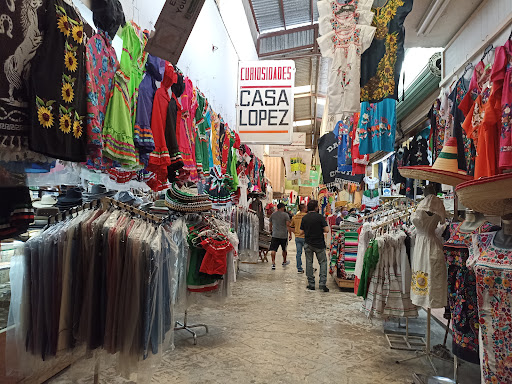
[6,207,181,382]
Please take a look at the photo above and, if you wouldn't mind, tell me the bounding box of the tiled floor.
[49,243,480,383]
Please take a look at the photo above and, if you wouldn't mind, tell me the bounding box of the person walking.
[300,200,330,292]
[290,203,307,274]
[269,203,292,270]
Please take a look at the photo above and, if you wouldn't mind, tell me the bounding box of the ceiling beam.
[279,0,287,30]
[259,44,314,58]
[258,24,316,39]
[247,0,260,33]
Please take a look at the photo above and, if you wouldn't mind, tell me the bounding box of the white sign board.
[268,132,306,156]
[236,60,295,144]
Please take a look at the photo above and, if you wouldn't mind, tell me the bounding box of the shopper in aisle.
[290,204,307,274]
[269,203,292,270]
[300,200,330,292]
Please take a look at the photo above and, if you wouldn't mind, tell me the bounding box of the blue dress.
[358,98,396,155]
[334,120,352,172]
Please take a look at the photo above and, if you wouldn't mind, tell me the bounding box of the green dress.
[102,23,146,168]
[357,240,380,299]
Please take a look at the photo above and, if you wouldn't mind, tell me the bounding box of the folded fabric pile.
[165,183,211,212]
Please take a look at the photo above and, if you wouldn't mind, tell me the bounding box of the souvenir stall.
[0,0,266,382]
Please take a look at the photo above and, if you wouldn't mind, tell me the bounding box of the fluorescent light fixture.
[294,85,311,94]
[293,120,311,127]
[316,98,326,105]
[305,148,312,151]
[417,0,451,36]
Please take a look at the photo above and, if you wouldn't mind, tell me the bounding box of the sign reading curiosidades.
[236,60,295,144]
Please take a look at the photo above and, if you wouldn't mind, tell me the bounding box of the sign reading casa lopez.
[236,60,295,144]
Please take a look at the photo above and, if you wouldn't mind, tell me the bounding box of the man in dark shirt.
[300,200,330,292]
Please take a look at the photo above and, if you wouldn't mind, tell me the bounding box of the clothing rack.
[100,197,164,223]
[47,199,102,225]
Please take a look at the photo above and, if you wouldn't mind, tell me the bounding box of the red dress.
[491,39,512,171]
[462,92,499,179]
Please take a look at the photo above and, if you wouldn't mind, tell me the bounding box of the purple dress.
[134,55,164,166]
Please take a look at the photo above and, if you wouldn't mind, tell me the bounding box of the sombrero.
[399,138,472,186]
[455,173,512,216]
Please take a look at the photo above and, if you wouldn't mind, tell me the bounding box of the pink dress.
[178,77,198,181]
[491,39,512,171]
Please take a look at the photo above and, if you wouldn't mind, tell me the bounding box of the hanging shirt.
[318,24,375,119]
[85,30,119,170]
[29,0,87,161]
[360,0,413,103]
[358,98,397,155]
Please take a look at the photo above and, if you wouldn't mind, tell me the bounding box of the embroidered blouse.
[85,29,119,170]
[360,0,413,103]
[491,39,512,171]
[462,92,499,179]
[29,0,87,161]
[468,231,512,383]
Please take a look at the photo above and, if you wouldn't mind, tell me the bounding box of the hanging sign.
[145,0,206,64]
[268,132,306,156]
[236,60,295,144]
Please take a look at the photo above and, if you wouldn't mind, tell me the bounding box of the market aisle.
[50,242,478,384]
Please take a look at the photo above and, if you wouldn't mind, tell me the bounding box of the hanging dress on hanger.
[410,195,447,308]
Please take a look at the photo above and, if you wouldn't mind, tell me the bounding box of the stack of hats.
[165,183,212,212]
[399,137,472,186]
[32,195,59,227]
[82,184,115,203]
[56,188,83,211]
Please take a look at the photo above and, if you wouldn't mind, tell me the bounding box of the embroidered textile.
[29,0,87,161]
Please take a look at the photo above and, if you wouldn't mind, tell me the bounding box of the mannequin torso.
[493,216,512,249]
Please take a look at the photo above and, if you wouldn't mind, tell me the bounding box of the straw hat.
[455,173,512,216]
[398,138,472,186]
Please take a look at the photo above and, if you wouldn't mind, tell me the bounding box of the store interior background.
[1,0,512,383]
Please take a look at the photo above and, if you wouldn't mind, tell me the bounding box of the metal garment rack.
[385,317,426,351]
[396,308,452,374]
[174,310,209,345]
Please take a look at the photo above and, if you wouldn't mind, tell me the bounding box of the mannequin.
[459,210,487,232]
[493,214,512,249]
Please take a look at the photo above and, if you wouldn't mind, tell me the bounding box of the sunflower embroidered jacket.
[30,0,87,161]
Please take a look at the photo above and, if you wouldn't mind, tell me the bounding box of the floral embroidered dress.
[335,119,352,172]
[462,89,499,179]
[29,0,87,161]
[102,23,141,168]
[491,39,512,171]
[360,0,413,103]
[85,29,119,170]
[444,221,496,363]
[317,0,375,119]
[358,98,396,154]
[349,112,369,174]
[468,231,512,383]
[449,76,476,175]
[459,61,492,118]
